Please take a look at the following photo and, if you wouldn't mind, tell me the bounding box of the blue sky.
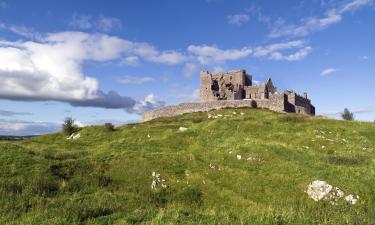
[0,0,374,135]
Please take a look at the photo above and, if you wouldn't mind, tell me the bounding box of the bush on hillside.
[104,123,115,132]
[341,108,354,121]
[62,117,78,135]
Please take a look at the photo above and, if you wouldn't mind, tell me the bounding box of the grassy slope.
[0,109,374,225]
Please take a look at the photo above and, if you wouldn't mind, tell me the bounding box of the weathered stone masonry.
[142,69,315,122]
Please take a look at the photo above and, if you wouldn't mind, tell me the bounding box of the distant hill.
[0,109,374,224]
[0,135,39,141]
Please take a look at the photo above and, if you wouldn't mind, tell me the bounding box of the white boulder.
[66,132,80,140]
[307,180,333,201]
[72,133,80,140]
[178,127,188,132]
[306,180,359,205]
[344,194,359,205]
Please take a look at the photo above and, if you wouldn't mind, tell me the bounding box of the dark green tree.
[62,117,78,135]
[104,123,115,132]
[341,108,354,121]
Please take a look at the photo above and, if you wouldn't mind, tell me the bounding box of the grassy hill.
[0,109,374,225]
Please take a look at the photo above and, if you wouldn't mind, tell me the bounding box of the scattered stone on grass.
[66,133,81,140]
[362,147,373,152]
[344,194,360,205]
[236,155,242,160]
[209,163,220,170]
[179,127,188,132]
[151,171,167,190]
[306,180,359,205]
[246,156,259,161]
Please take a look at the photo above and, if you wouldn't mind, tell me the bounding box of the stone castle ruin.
[142,69,315,122]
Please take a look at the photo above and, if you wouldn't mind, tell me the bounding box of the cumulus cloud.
[117,76,155,85]
[227,14,250,26]
[269,0,372,38]
[127,94,165,114]
[0,31,175,112]
[320,68,337,76]
[0,110,32,117]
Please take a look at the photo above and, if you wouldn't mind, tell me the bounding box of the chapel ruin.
[200,69,315,115]
[142,69,315,122]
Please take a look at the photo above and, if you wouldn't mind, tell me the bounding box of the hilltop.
[0,109,374,224]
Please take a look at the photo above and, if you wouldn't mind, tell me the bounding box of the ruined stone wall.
[285,92,315,115]
[200,71,214,101]
[199,69,252,101]
[142,98,286,122]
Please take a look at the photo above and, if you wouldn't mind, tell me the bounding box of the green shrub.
[104,123,115,132]
[62,117,78,135]
[341,108,354,121]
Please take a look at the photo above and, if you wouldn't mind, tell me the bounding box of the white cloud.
[122,56,140,66]
[132,43,186,64]
[8,25,41,39]
[68,14,92,29]
[68,14,122,32]
[0,119,60,135]
[187,45,253,64]
[0,31,176,112]
[0,110,32,117]
[118,76,155,85]
[188,40,312,65]
[97,15,122,32]
[320,68,337,76]
[128,94,165,114]
[269,0,372,38]
[227,14,250,26]
[253,40,312,61]
[340,0,373,13]
[361,55,369,60]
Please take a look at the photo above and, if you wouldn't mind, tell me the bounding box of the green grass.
[0,108,374,224]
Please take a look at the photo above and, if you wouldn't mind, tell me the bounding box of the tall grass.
[0,109,374,224]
